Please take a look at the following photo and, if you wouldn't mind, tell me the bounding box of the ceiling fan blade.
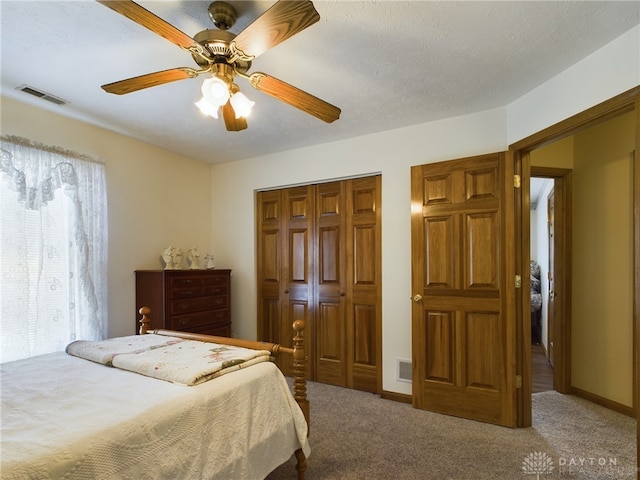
[222,101,248,131]
[232,0,320,59]
[102,68,197,95]
[248,72,340,123]
[96,0,208,57]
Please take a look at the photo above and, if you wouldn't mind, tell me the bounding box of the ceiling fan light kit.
[195,97,220,119]
[96,0,341,132]
[201,77,230,107]
[229,90,255,119]
[196,61,254,121]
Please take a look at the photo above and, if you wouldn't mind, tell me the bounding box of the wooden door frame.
[512,86,640,430]
[529,167,572,396]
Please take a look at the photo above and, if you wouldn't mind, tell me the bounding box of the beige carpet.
[268,382,636,479]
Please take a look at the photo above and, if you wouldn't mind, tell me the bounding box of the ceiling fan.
[96,0,341,131]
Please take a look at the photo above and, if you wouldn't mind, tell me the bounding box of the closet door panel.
[257,190,282,343]
[316,300,345,386]
[319,227,340,283]
[351,304,378,392]
[283,186,315,379]
[281,299,311,377]
[315,181,347,386]
[260,298,280,347]
[346,176,381,392]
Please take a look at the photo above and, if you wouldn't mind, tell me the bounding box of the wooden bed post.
[291,319,310,434]
[138,306,151,334]
[292,319,309,480]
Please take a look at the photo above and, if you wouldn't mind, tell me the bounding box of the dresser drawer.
[169,309,229,330]
[170,296,220,314]
[171,287,204,299]
[203,275,228,286]
[203,285,228,296]
[169,276,203,290]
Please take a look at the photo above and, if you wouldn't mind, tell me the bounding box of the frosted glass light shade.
[195,97,219,118]
[201,77,230,107]
[229,91,255,118]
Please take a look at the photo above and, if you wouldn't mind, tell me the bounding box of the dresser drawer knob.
[179,318,189,325]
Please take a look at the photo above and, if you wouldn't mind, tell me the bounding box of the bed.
[1,307,310,480]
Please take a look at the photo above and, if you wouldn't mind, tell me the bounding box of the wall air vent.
[17,85,68,106]
[397,358,412,383]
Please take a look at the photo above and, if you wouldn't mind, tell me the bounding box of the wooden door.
[282,186,315,378]
[410,152,517,427]
[257,187,314,378]
[346,176,382,392]
[547,188,556,367]
[315,181,347,386]
[258,176,381,392]
[257,190,282,344]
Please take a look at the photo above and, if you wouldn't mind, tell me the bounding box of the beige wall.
[531,112,635,407]
[571,112,635,406]
[1,96,213,338]
[530,136,574,169]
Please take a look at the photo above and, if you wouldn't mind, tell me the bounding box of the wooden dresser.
[135,269,231,336]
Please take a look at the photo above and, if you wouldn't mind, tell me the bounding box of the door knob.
[412,294,423,303]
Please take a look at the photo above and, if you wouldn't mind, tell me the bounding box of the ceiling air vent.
[17,85,68,106]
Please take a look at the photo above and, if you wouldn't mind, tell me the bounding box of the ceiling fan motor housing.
[191,29,251,74]
[208,1,237,30]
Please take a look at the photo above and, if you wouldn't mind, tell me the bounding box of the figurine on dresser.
[161,246,185,270]
[161,246,175,269]
[188,247,201,269]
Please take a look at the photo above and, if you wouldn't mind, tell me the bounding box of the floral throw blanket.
[66,334,271,386]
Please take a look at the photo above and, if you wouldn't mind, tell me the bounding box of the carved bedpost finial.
[291,319,309,434]
[138,307,151,335]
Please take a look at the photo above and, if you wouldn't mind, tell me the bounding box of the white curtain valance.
[1,135,103,210]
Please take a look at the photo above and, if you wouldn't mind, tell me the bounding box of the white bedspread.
[1,352,310,480]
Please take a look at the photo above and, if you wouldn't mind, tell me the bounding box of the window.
[1,135,108,362]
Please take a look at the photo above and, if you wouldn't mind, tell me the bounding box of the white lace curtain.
[0,135,108,362]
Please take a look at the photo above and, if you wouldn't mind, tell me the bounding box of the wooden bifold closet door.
[257,175,382,393]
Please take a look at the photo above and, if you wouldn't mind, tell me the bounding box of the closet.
[257,175,381,393]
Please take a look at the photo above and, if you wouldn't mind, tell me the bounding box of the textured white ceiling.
[1,1,639,164]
